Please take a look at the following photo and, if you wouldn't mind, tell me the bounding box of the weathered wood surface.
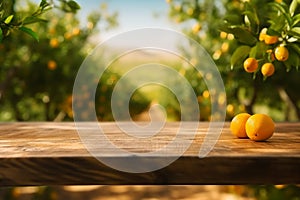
[0,122,299,186]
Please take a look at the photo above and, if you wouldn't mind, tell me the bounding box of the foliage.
[0,0,80,42]
[0,0,153,122]
[222,0,300,75]
[167,0,300,121]
[251,185,300,200]
[0,0,128,121]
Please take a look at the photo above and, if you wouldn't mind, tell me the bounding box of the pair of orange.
[243,27,290,78]
[243,45,289,77]
[243,58,276,77]
[230,113,275,141]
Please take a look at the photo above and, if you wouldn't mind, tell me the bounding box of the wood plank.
[0,122,299,186]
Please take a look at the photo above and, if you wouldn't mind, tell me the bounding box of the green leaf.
[67,1,81,10]
[61,0,80,13]
[225,26,257,45]
[286,49,300,69]
[289,43,300,56]
[218,23,231,33]
[223,14,243,25]
[23,16,47,25]
[280,46,294,72]
[268,15,287,34]
[289,27,300,38]
[39,0,51,12]
[284,60,292,72]
[290,0,298,17]
[249,45,257,58]
[269,2,289,14]
[291,27,300,33]
[39,0,48,7]
[249,42,268,58]
[266,27,281,36]
[19,26,39,42]
[244,11,259,31]
[0,28,3,42]
[0,10,4,19]
[230,45,251,69]
[292,14,300,26]
[243,2,259,33]
[252,71,257,79]
[269,2,292,26]
[4,15,14,24]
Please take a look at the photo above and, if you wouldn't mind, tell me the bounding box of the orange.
[264,35,279,45]
[243,58,258,73]
[259,28,267,41]
[259,28,279,44]
[221,42,229,53]
[72,28,80,36]
[187,8,194,16]
[202,90,210,98]
[192,23,201,34]
[64,32,72,40]
[275,45,289,61]
[245,114,275,141]
[49,38,59,48]
[261,63,275,77]
[47,60,57,70]
[49,28,56,35]
[230,113,251,138]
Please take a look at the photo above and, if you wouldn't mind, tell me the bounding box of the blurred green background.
[1,0,299,122]
[1,0,300,199]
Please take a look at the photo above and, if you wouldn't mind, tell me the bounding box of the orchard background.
[1,0,299,122]
[0,0,300,199]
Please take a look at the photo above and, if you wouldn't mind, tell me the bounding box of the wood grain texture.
[0,122,299,186]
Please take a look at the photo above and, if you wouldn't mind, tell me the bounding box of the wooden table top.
[0,122,299,186]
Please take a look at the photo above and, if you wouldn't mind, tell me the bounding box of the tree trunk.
[278,87,300,121]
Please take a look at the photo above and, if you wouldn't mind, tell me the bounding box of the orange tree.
[221,0,300,120]
[0,0,143,121]
[167,0,300,121]
[0,0,149,122]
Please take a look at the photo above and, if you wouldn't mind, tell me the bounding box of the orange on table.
[245,114,275,141]
[230,113,251,138]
